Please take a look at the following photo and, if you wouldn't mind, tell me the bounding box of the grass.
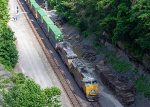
[94,41,132,73]
[135,75,150,100]
[105,52,132,73]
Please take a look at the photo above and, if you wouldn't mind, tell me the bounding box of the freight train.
[25,0,99,101]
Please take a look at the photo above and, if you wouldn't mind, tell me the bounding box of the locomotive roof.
[72,59,96,82]
[58,42,77,58]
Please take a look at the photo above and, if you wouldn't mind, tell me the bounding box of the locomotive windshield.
[92,80,97,84]
[85,81,91,86]
[85,80,98,86]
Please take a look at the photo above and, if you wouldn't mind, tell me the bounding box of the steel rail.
[17,0,82,107]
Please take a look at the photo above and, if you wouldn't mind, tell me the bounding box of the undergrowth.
[105,52,132,73]
[135,75,150,100]
[94,41,132,73]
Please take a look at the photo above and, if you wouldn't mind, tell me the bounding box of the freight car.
[25,0,63,47]
[24,0,99,101]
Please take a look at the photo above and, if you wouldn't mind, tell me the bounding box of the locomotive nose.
[89,89,96,95]
[90,85,99,95]
[89,86,97,95]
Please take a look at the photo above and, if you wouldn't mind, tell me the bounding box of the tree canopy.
[0,0,18,70]
[0,0,9,24]
[2,73,61,107]
[48,0,150,59]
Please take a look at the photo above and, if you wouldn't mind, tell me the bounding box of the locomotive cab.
[84,79,99,101]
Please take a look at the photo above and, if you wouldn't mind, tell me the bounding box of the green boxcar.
[42,16,63,42]
[43,16,54,32]
[43,16,54,26]
[49,25,63,42]
[28,0,63,43]
[29,0,36,5]
[37,8,47,23]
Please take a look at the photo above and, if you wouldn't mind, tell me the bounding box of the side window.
[92,81,97,85]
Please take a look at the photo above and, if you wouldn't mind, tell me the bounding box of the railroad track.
[17,0,101,107]
[17,0,82,107]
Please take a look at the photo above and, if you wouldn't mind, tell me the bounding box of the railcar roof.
[49,25,62,36]
[38,8,47,17]
[29,0,36,3]
[32,2,40,9]
[43,16,54,25]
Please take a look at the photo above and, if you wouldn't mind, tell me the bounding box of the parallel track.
[17,0,101,107]
[17,0,82,107]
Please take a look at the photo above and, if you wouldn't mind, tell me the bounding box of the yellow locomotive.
[57,42,99,101]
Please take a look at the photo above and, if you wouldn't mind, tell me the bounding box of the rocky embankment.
[95,62,135,105]
[116,41,150,72]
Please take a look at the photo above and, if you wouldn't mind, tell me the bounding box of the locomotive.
[25,0,99,101]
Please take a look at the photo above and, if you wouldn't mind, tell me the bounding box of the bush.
[0,0,18,70]
[0,24,18,70]
[135,75,150,100]
[2,73,61,107]
[0,0,9,24]
[106,51,132,73]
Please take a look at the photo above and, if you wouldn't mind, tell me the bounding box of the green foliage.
[2,73,61,107]
[11,73,26,84]
[135,75,150,100]
[105,51,132,73]
[0,0,9,24]
[44,87,61,107]
[93,40,105,51]
[94,41,132,73]
[48,0,61,9]
[0,0,18,70]
[3,80,46,107]
[48,0,150,60]
[0,24,18,70]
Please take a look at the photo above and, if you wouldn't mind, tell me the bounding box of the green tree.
[49,0,150,58]
[0,0,9,24]
[0,24,18,70]
[0,0,18,70]
[2,73,61,107]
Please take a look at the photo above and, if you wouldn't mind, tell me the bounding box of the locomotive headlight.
[89,89,96,95]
